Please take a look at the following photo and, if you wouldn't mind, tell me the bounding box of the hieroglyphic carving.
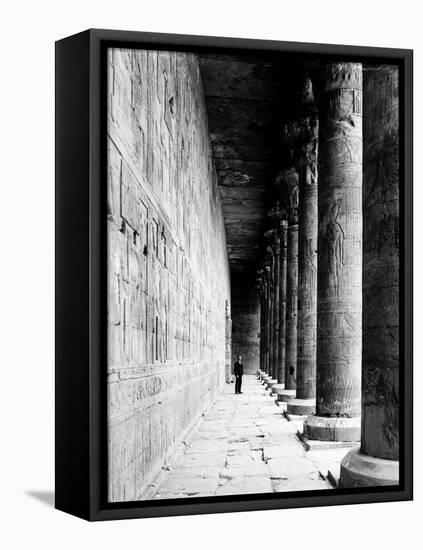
[255,270,265,373]
[264,262,272,375]
[278,218,288,385]
[294,109,319,400]
[361,65,399,462]
[322,198,345,298]
[107,49,231,502]
[264,234,276,378]
[275,168,299,390]
[268,206,288,383]
[315,62,362,419]
[267,218,283,381]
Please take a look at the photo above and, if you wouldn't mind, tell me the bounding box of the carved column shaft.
[268,260,275,378]
[262,275,267,373]
[265,267,272,374]
[272,234,281,380]
[275,168,299,397]
[361,65,399,461]
[305,62,363,442]
[286,222,298,389]
[317,63,362,417]
[265,241,276,380]
[256,274,265,373]
[279,168,300,391]
[278,220,288,385]
[296,117,319,400]
[340,65,399,486]
[259,288,265,373]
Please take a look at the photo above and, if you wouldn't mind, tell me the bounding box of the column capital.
[268,203,287,224]
[301,75,315,106]
[268,205,288,253]
[275,168,299,225]
[324,62,362,92]
[283,115,319,147]
[320,62,363,118]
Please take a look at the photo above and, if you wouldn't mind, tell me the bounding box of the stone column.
[260,270,267,375]
[278,217,288,386]
[285,114,319,416]
[269,207,288,394]
[264,264,272,375]
[304,63,363,441]
[264,237,277,385]
[275,168,299,402]
[256,272,265,375]
[272,230,280,381]
[340,65,399,485]
[266,224,281,385]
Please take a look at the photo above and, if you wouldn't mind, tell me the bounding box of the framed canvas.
[55,28,413,521]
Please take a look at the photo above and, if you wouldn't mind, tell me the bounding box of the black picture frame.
[55,28,413,521]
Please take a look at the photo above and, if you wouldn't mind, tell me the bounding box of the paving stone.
[263,443,305,460]
[261,422,297,436]
[221,463,269,477]
[273,475,330,492]
[307,448,351,478]
[170,466,221,479]
[226,453,255,467]
[226,440,252,453]
[185,440,228,453]
[251,450,264,462]
[216,475,273,495]
[267,457,318,479]
[183,451,227,468]
[152,376,333,499]
[157,476,219,495]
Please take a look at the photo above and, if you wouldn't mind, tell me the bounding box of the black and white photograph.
[3,0,420,544]
[106,46,402,502]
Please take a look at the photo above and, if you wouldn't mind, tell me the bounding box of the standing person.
[234,355,244,394]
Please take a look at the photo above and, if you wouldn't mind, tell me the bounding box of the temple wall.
[107,48,231,502]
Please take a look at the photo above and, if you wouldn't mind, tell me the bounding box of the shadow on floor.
[26,490,55,508]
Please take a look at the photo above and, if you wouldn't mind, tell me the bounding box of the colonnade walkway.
[152,375,350,499]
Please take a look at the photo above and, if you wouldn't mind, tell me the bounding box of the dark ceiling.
[198,53,299,274]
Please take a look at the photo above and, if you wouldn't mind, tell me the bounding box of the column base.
[265,378,278,390]
[261,374,271,384]
[271,383,285,395]
[303,415,361,442]
[339,447,399,488]
[276,389,296,402]
[286,398,315,415]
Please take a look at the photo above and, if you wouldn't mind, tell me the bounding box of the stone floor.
[152,375,341,499]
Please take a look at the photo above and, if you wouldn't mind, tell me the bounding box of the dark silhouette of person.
[234,355,244,394]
